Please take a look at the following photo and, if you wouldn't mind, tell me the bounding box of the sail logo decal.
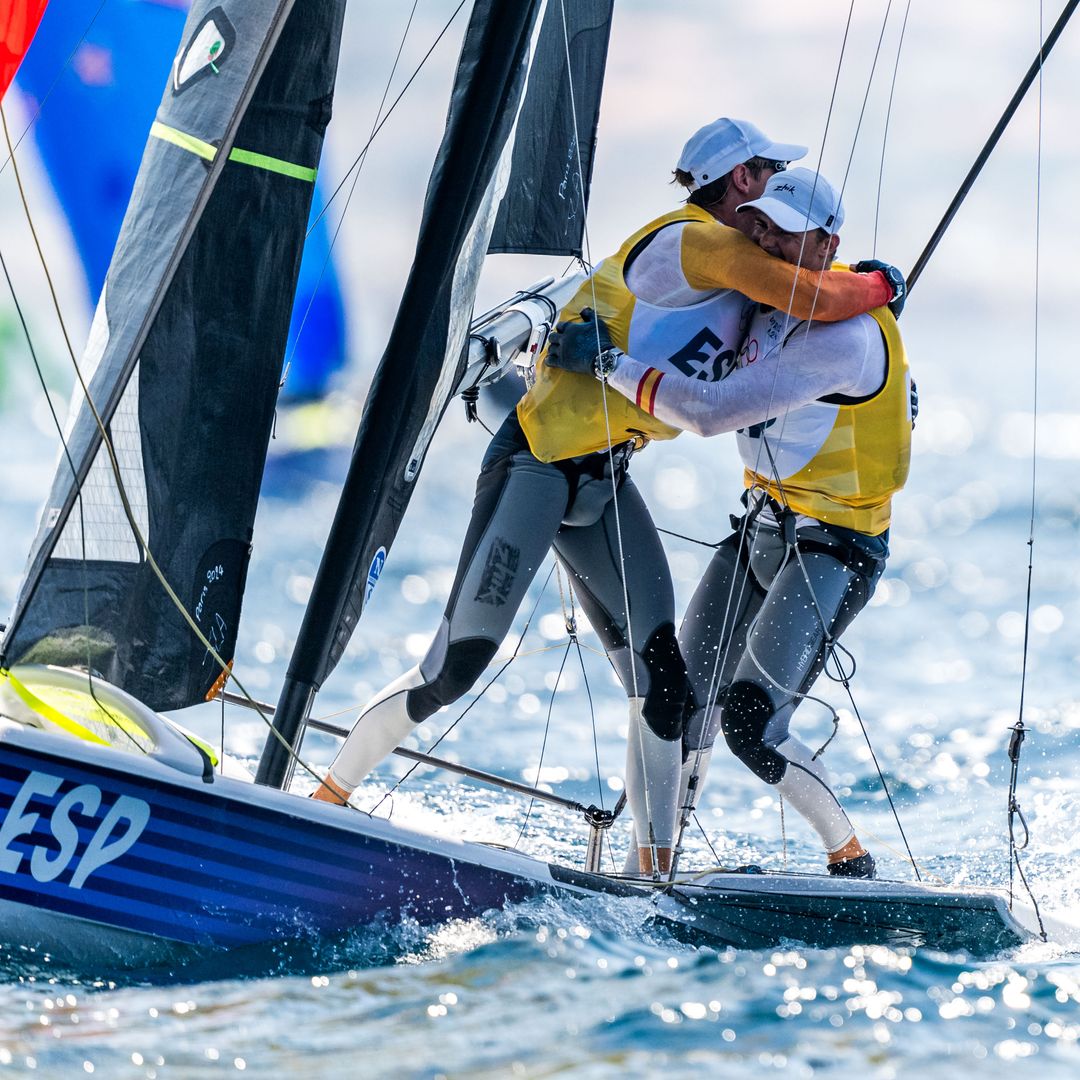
[0,771,150,889]
[172,8,236,94]
[364,548,387,609]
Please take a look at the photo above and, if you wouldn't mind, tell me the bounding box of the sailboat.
[0,0,1040,970]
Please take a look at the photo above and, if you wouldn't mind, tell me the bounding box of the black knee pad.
[406,637,499,721]
[720,680,786,784]
[640,622,689,742]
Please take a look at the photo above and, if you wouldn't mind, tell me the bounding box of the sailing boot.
[827,849,876,879]
[767,735,875,876]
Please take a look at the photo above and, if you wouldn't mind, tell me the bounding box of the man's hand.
[853,259,906,318]
[545,307,614,375]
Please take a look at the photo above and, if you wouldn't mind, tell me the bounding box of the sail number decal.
[0,771,150,890]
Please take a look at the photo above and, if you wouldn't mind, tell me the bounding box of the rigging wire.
[281,0,421,390]
[514,636,573,848]
[0,0,109,180]
[367,564,558,817]
[1007,0,1048,941]
[872,0,912,256]
[308,0,470,235]
[557,0,662,878]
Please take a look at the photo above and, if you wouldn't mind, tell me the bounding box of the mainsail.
[488,0,612,257]
[2,0,346,709]
[257,0,614,786]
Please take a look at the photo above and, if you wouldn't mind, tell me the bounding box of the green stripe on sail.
[150,120,216,161]
[228,147,317,182]
[150,122,315,182]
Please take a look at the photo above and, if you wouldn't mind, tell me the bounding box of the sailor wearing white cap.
[676,117,808,192]
[545,167,912,879]
[317,119,905,885]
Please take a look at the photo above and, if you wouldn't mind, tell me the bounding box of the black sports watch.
[593,346,624,381]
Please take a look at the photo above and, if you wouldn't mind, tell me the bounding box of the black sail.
[2,0,347,710]
[488,0,614,257]
[258,0,567,786]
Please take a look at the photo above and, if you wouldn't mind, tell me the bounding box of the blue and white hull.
[0,722,566,965]
[0,714,1036,969]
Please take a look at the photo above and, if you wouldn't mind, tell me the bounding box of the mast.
[257,0,615,787]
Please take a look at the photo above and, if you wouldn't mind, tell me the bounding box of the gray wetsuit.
[327,413,688,850]
[679,505,887,853]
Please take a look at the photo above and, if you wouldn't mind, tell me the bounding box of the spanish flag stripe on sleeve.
[636,369,664,414]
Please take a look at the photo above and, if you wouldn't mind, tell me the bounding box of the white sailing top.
[606,308,885,438]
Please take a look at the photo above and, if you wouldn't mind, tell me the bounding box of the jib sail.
[2,0,346,710]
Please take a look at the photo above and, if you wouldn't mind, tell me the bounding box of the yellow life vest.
[517,205,750,463]
[741,303,910,535]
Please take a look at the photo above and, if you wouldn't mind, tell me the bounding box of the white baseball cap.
[738,167,845,233]
[677,118,807,191]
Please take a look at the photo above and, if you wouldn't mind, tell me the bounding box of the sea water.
[1,380,1078,1078]
[3,0,1080,1075]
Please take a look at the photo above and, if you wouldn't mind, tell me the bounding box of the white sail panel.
[52,363,148,563]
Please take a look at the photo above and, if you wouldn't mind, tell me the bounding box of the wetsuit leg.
[553,476,688,856]
[720,546,876,853]
[327,420,570,788]
[675,525,778,817]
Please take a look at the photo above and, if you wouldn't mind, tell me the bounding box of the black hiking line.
[907,0,1079,293]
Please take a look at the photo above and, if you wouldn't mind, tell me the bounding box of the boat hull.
[0,724,1033,969]
[0,726,550,959]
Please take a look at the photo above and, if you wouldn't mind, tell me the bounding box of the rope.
[556,0,661,878]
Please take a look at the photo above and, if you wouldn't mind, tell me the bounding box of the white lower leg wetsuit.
[327,413,689,852]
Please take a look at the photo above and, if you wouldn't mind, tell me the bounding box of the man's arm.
[545,312,881,437]
[607,320,878,435]
[680,222,891,322]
